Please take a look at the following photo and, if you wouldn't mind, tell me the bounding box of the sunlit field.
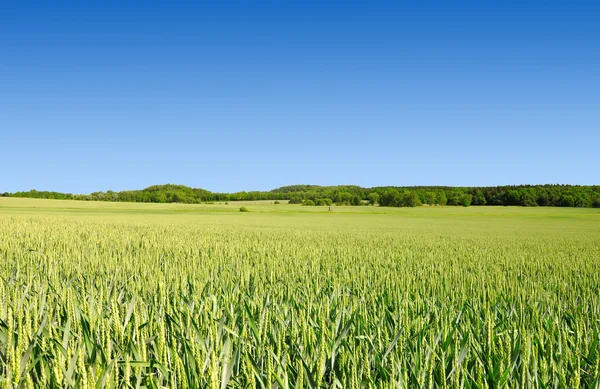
[1,197,599,388]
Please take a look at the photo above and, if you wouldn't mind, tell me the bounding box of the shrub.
[274,201,280,204]
[239,206,249,212]
[289,196,303,204]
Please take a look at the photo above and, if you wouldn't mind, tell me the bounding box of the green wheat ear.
[0,204,597,388]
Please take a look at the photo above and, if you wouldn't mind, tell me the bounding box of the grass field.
[1,197,599,388]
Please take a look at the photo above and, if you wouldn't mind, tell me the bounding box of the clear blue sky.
[1,1,599,193]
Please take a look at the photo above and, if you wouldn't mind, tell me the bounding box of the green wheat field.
[1,197,599,388]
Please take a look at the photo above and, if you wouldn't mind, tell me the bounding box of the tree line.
[3,184,600,208]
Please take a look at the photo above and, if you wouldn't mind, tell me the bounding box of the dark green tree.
[367,192,380,206]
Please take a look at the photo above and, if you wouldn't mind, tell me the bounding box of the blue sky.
[1,1,599,193]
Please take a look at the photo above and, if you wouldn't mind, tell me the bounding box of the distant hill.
[3,184,599,208]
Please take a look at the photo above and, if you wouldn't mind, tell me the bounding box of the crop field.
[1,197,599,388]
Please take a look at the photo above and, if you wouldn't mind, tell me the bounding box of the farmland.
[1,198,599,388]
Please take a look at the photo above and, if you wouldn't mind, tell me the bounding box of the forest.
[3,184,600,208]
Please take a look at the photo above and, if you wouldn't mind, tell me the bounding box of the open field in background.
[1,198,600,388]
[3,196,600,216]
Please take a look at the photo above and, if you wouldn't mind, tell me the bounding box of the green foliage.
[239,206,249,212]
[288,196,304,204]
[592,194,600,208]
[471,190,486,205]
[521,193,538,207]
[425,192,436,205]
[561,194,575,207]
[350,195,362,206]
[461,194,472,207]
[379,189,421,207]
[437,192,448,206]
[333,191,353,205]
[5,184,600,208]
[367,192,380,205]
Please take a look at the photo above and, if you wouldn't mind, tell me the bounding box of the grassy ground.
[1,196,598,233]
[2,195,600,215]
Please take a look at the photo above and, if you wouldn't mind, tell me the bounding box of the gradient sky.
[1,1,599,193]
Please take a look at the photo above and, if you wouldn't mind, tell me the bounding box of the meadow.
[1,197,599,388]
